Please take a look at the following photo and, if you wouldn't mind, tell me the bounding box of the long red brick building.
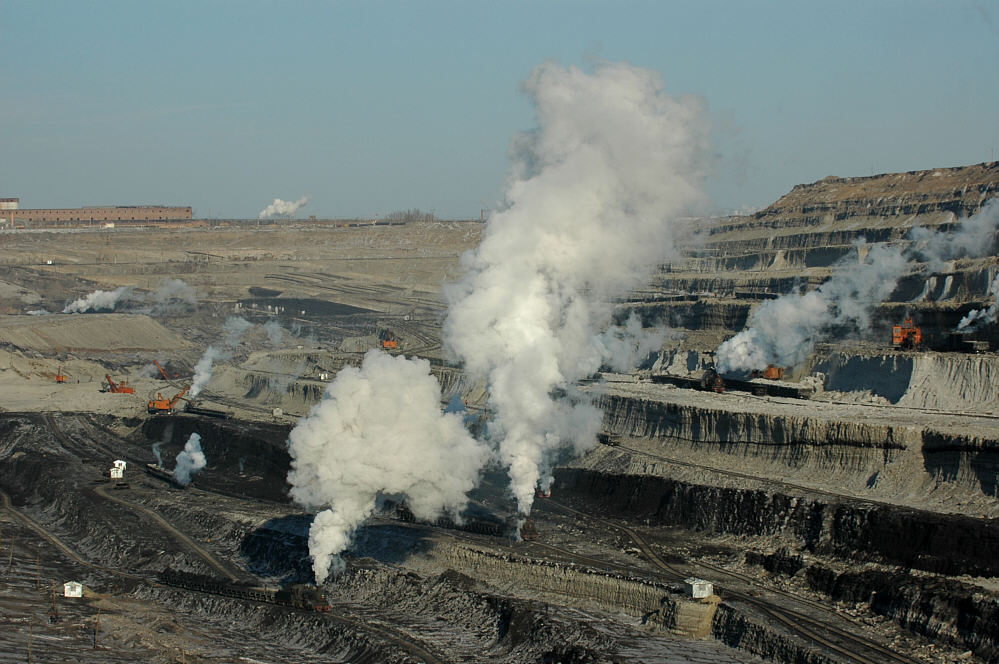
[0,198,192,227]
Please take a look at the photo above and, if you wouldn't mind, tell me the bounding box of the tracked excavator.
[103,374,135,394]
[892,318,923,349]
[147,386,189,414]
[55,366,68,383]
[379,329,399,350]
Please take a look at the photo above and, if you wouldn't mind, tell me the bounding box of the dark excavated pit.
[137,415,293,503]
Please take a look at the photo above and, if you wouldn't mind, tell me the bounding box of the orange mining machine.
[379,329,399,350]
[892,318,923,350]
[153,360,179,380]
[147,385,190,414]
[103,374,135,394]
[55,366,68,383]
[751,365,785,380]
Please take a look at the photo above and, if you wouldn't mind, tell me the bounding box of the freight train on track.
[158,568,331,612]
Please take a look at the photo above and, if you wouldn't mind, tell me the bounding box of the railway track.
[10,416,450,664]
[543,498,923,664]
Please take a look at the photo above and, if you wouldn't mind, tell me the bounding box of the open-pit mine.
[1,162,998,664]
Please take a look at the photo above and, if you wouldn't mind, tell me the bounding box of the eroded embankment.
[595,388,999,506]
[554,467,999,578]
[745,550,999,662]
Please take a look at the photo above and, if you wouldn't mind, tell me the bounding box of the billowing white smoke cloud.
[957,273,999,331]
[718,199,999,373]
[287,350,490,583]
[63,286,135,313]
[190,317,254,397]
[258,196,311,219]
[717,243,908,373]
[443,61,709,515]
[173,433,206,486]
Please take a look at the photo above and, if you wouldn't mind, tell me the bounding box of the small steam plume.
[597,313,674,373]
[957,273,999,331]
[152,441,164,466]
[263,319,285,347]
[190,317,254,397]
[287,350,490,583]
[149,278,197,313]
[443,61,709,515]
[173,433,206,486]
[258,196,311,219]
[717,199,998,373]
[63,286,135,313]
[153,422,173,467]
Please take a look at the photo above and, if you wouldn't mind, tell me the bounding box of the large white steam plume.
[63,286,135,313]
[287,350,490,583]
[718,199,999,373]
[173,432,206,486]
[957,272,999,332]
[258,196,311,219]
[444,61,709,515]
[190,317,254,397]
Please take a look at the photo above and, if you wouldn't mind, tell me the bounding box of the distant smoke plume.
[149,278,197,313]
[717,199,999,373]
[258,196,311,219]
[957,273,999,331]
[718,243,908,373]
[287,350,490,583]
[63,279,196,315]
[190,316,253,397]
[63,286,135,313]
[443,61,709,515]
[910,199,999,272]
[173,433,206,486]
[263,319,285,347]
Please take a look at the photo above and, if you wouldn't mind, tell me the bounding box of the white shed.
[113,459,127,470]
[683,577,713,599]
[110,466,124,480]
[63,581,83,598]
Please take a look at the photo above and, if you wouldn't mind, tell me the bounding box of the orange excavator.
[104,374,135,394]
[892,318,923,350]
[147,385,189,414]
[55,366,68,383]
[379,329,399,350]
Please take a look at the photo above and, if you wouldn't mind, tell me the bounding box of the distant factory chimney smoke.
[173,433,206,486]
[258,196,311,219]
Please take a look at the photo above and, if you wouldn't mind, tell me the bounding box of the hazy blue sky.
[2,1,997,219]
